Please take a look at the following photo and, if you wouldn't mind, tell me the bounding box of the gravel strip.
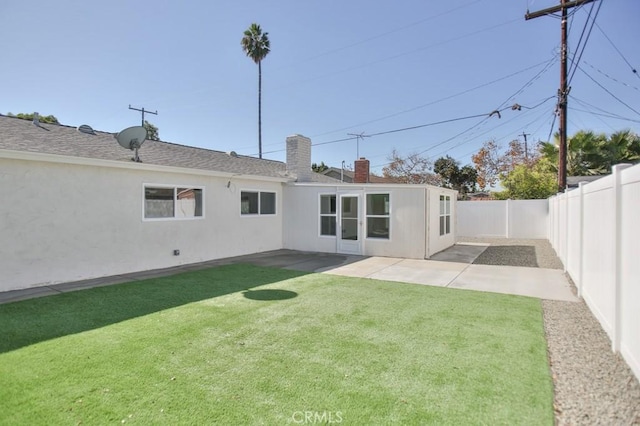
[544,297,640,425]
[458,237,564,269]
[458,237,640,424]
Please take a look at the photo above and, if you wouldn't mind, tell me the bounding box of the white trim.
[240,189,278,216]
[365,192,391,240]
[0,149,289,183]
[142,183,205,221]
[439,194,452,237]
[289,181,455,191]
[318,193,338,238]
[337,192,363,255]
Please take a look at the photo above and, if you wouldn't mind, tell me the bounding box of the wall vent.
[77,124,95,135]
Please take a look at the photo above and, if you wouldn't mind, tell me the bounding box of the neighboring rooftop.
[0,115,338,183]
[321,166,397,184]
[566,175,606,188]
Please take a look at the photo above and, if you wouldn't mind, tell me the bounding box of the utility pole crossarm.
[525,0,595,19]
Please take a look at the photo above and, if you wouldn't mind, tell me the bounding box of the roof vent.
[33,112,39,126]
[77,124,95,135]
[227,151,238,158]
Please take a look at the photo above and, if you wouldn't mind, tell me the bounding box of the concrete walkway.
[0,244,578,305]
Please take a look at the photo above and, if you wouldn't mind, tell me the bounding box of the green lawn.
[0,264,553,425]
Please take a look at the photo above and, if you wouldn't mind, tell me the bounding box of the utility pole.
[129,105,158,126]
[347,132,370,159]
[526,0,596,192]
[521,131,530,161]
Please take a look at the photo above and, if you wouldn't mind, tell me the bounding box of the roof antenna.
[129,104,158,126]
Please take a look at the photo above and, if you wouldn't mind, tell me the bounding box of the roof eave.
[0,149,290,183]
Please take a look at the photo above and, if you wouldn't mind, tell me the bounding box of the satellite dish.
[115,126,147,162]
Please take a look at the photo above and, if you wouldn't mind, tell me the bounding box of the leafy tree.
[143,120,159,141]
[471,139,502,190]
[472,139,537,190]
[311,162,329,173]
[502,138,538,170]
[9,112,59,124]
[241,23,271,159]
[494,159,557,199]
[434,155,477,195]
[382,149,440,184]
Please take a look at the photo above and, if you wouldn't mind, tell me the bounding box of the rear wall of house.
[283,184,433,259]
[0,157,283,291]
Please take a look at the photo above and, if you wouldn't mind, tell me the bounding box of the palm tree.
[241,23,270,159]
[603,130,640,170]
[540,131,608,176]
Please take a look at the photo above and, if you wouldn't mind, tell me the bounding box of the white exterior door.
[338,194,362,254]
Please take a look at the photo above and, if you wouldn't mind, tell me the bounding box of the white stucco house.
[0,114,457,292]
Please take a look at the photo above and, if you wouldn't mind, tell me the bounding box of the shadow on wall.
[473,246,539,268]
[0,264,307,354]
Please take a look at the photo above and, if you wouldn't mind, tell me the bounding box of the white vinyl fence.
[457,199,548,239]
[549,163,640,381]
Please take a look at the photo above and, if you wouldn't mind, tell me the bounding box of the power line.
[364,60,558,161]
[595,22,640,80]
[312,58,556,138]
[569,107,640,124]
[277,17,522,93]
[579,66,640,118]
[259,66,556,160]
[280,0,483,67]
[570,95,640,122]
[428,102,551,159]
[582,61,640,92]
[367,112,493,138]
[567,0,603,86]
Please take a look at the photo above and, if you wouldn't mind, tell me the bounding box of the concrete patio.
[0,242,577,304]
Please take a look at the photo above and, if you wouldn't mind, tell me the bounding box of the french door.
[337,194,362,254]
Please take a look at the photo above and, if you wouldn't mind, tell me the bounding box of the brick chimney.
[353,157,370,183]
[286,134,312,182]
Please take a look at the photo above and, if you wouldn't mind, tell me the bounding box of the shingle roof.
[566,175,606,187]
[0,115,338,182]
[322,167,398,183]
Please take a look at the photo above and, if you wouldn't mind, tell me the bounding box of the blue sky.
[1,0,638,173]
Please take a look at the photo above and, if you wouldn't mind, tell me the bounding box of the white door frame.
[337,192,363,255]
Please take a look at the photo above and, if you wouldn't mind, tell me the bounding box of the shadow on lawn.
[0,264,307,353]
[243,289,298,301]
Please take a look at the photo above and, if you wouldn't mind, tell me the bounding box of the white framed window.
[319,194,337,236]
[144,185,204,220]
[439,195,451,236]
[241,191,276,215]
[366,193,390,239]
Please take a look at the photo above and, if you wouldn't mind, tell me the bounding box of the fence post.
[505,199,510,238]
[576,182,585,298]
[562,191,567,271]
[612,164,632,352]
